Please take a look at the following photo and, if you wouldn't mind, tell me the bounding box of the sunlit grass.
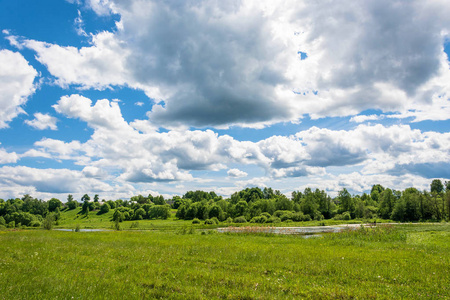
[1,224,449,299]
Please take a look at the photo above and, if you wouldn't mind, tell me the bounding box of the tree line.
[0,179,449,228]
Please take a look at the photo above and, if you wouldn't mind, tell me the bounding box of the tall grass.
[0,224,449,299]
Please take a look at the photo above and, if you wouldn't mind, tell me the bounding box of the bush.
[260,212,271,219]
[42,214,54,230]
[130,221,139,229]
[280,212,293,222]
[233,216,247,223]
[226,217,233,224]
[192,218,201,224]
[265,216,281,224]
[273,210,291,218]
[29,220,41,227]
[210,217,220,224]
[250,216,267,223]
[204,219,214,225]
[67,201,78,210]
[343,211,351,220]
[99,203,110,214]
[314,211,324,221]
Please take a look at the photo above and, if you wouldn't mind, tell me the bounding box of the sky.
[0,0,449,201]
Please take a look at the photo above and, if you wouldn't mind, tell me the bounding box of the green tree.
[99,203,110,214]
[48,198,62,212]
[94,194,99,202]
[431,179,444,194]
[42,213,55,230]
[338,188,355,218]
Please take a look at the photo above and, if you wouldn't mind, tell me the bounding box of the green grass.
[55,207,392,231]
[1,224,449,299]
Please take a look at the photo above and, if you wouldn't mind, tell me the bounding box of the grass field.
[55,207,384,231]
[1,223,449,299]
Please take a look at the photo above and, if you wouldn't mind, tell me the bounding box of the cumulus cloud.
[227,168,248,178]
[14,0,449,128]
[25,113,58,130]
[0,147,19,164]
[38,95,450,189]
[0,166,113,194]
[0,50,37,128]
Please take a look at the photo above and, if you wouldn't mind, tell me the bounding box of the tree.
[153,195,165,205]
[99,203,110,214]
[48,198,62,212]
[431,179,444,194]
[94,194,99,202]
[338,188,355,218]
[67,194,74,202]
[42,213,55,230]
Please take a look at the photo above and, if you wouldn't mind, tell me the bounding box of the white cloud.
[0,147,19,164]
[227,168,248,178]
[25,113,58,130]
[23,32,129,90]
[350,115,383,123]
[0,166,113,194]
[12,0,450,128]
[0,50,37,128]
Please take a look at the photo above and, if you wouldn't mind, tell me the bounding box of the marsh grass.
[0,224,449,299]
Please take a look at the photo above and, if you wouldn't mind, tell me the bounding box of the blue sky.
[0,0,449,201]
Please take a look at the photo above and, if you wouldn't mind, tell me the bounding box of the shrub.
[42,214,54,230]
[67,201,78,210]
[192,218,201,224]
[343,211,351,220]
[233,216,247,223]
[130,221,139,229]
[280,212,293,222]
[226,217,233,224]
[99,203,110,214]
[210,217,220,224]
[314,211,324,221]
[250,216,267,223]
[260,212,271,219]
[291,212,305,222]
[265,216,281,223]
[204,219,214,225]
[29,220,41,228]
[273,210,291,218]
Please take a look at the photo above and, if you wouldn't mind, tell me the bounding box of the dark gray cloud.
[299,0,447,96]
[113,0,292,127]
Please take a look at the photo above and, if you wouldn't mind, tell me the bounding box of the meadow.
[1,221,449,299]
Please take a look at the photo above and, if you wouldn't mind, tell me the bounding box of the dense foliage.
[0,179,449,229]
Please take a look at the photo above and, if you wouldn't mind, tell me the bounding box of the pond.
[217,224,366,235]
[55,228,110,232]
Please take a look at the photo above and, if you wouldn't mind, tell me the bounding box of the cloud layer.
[10,0,449,128]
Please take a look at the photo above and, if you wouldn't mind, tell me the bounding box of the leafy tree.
[42,213,55,230]
[67,200,78,210]
[378,189,396,219]
[81,194,90,202]
[48,198,62,212]
[94,194,99,202]
[148,205,170,219]
[338,188,355,218]
[99,203,110,214]
[431,179,444,194]
[134,207,146,220]
[153,195,165,205]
